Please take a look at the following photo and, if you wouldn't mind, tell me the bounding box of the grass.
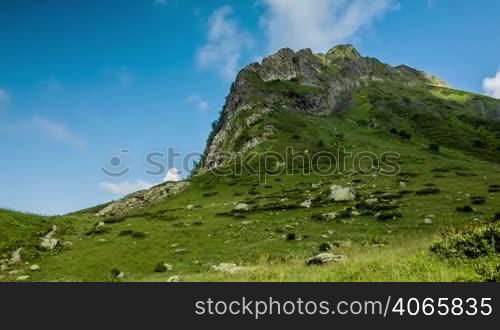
[1,83,500,282]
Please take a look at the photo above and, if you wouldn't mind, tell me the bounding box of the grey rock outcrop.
[97,181,190,216]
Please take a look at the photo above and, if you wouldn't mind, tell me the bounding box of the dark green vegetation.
[1,45,499,282]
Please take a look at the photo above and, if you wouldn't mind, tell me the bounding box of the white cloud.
[99,180,153,195]
[197,5,254,80]
[163,168,181,182]
[483,70,500,99]
[187,95,209,111]
[32,116,86,149]
[260,0,398,52]
[0,88,11,111]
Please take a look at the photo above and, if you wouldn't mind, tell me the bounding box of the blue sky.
[1,0,499,215]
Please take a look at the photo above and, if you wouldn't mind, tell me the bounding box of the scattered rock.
[211,263,254,274]
[329,185,356,202]
[40,226,59,250]
[16,275,30,281]
[30,264,41,272]
[423,218,433,225]
[10,248,22,264]
[323,212,337,221]
[306,253,347,265]
[167,276,180,282]
[186,204,194,210]
[234,203,250,212]
[300,200,312,208]
[97,181,191,216]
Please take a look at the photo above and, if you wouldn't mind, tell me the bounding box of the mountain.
[201,44,500,173]
[1,45,499,282]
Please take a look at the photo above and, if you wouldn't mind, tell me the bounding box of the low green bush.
[430,222,500,259]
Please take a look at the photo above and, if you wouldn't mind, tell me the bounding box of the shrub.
[416,187,441,195]
[131,231,147,239]
[292,135,301,140]
[473,139,487,148]
[474,264,500,282]
[470,196,486,205]
[494,212,500,221]
[111,268,121,277]
[317,140,325,148]
[429,143,440,152]
[376,211,402,221]
[430,222,500,259]
[456,205,474,213]
[319,243,331,252]
[398,130,412,140]
[286,233,296,241]
[154,263,168,273]
[389,128,398,135]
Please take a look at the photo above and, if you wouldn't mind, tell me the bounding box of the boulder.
[234,203,250,212]
[211,263,254,274]
[30,264,41,272]
[40,226,59,250]
[300,200,312,208]
[16,275,30,281]
[329,185,356,202]
[167,276,180,282]
[306,253,347,265]
[323,212,337,221]
[10,248,22,264]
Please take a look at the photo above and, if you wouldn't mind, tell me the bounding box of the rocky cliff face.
[200,44,448,172]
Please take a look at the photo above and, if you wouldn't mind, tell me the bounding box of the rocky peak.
[198,44,449,172]
[326,44,362,59]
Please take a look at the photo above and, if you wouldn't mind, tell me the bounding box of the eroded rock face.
[97,181,190,216]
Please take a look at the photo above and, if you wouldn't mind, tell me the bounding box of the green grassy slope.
[1,102,499,282]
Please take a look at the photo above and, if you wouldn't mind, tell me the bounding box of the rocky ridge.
[200,44,448,172]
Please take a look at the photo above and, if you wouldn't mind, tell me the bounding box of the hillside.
[1,45,499,282]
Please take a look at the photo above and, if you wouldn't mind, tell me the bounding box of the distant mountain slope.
[199,44,500,172]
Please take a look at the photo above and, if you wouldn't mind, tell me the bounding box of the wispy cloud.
[483,70,500,99]
[0,88,11,111]
[197,5,254,80]
[260,0,398,52]
[187,94,209,111]
[32,115,86,149]
[99,180,153,195]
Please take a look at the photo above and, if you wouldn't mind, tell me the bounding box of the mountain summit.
[200,44,499,172]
